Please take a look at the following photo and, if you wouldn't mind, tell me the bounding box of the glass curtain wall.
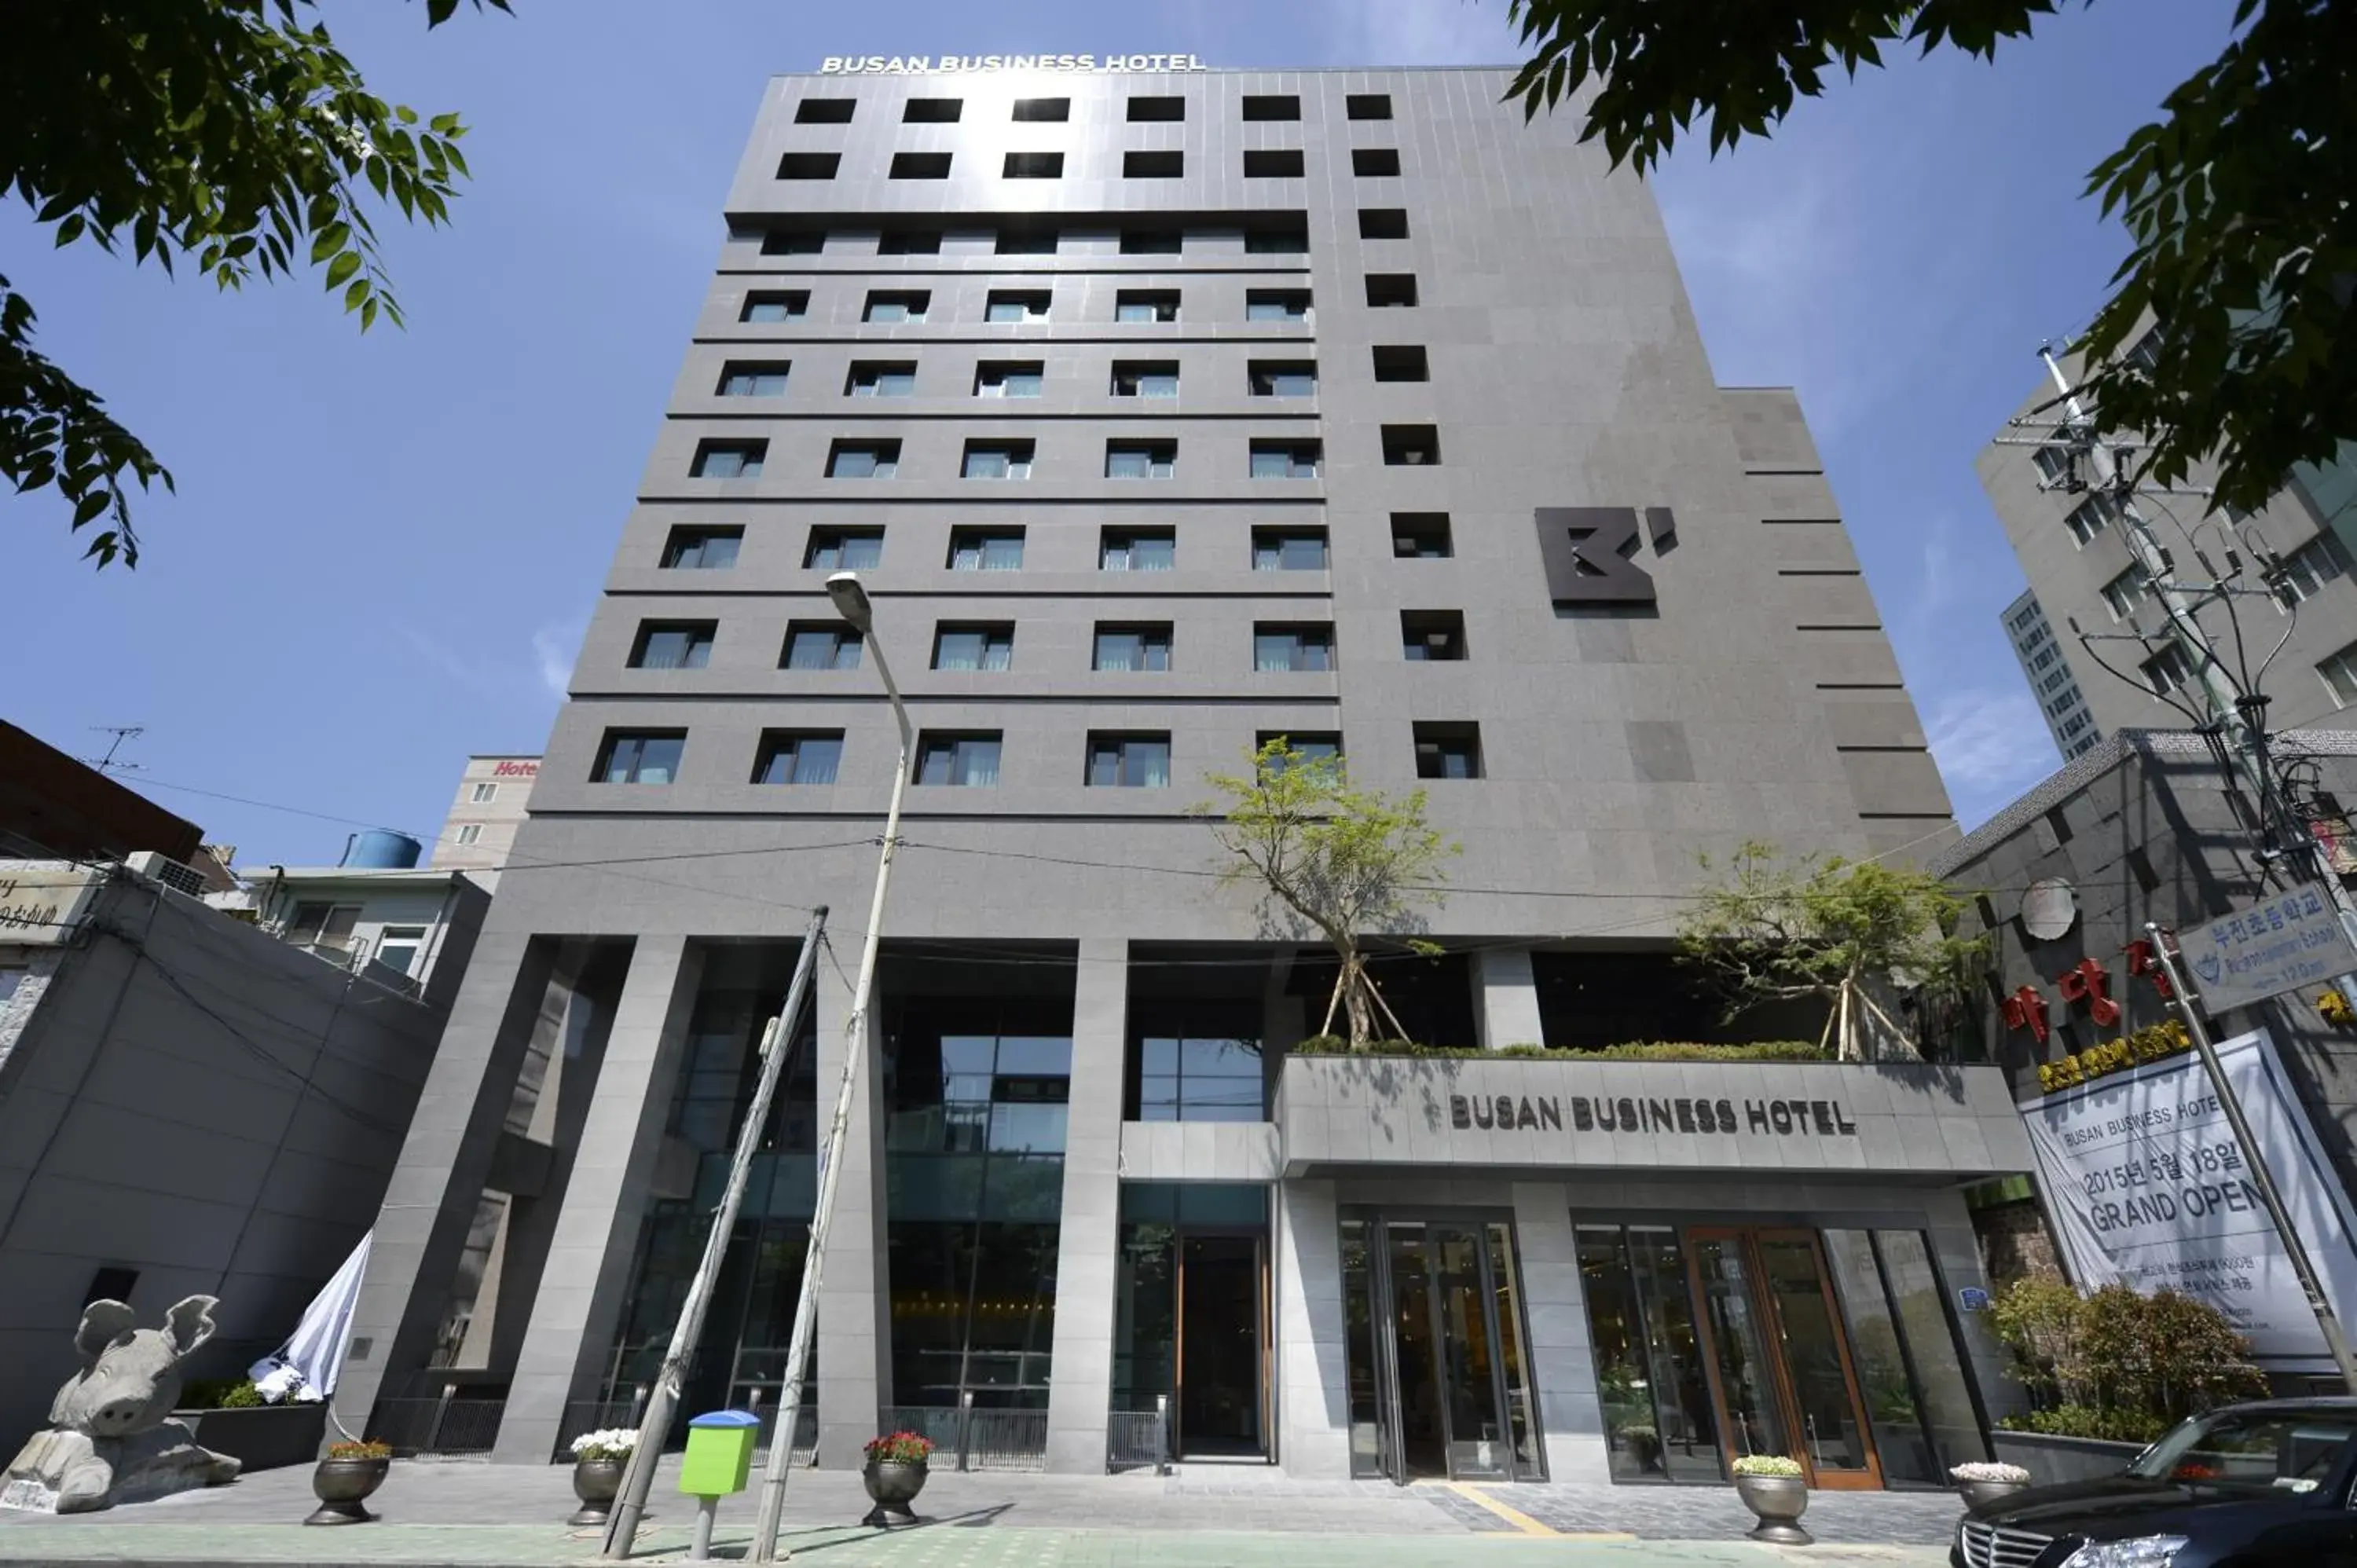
[883,995,1072,1409]
[1128,998,1266,1120]
[1823,1229,1992,1482]
[1575,1225,1725,1482]
[1111,1184,1271,1454]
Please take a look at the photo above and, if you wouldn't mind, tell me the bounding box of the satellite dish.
[2020,878,2079,943]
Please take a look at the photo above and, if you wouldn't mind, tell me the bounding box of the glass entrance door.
[1176,1234,1268,1457]
[1342,1213,1543,1483]
[1688,1228,1882,1489]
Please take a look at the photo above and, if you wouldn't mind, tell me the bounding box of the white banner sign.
[2022,1028,2357,1367]
[2179,885,2357,1012]
[0,863,103,947]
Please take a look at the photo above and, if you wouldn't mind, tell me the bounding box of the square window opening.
[794,99,856,123]
[915,731,1002,786]
[1244,148,1306,178]
[783,621,863,671]
[1248,360,1318,397]
[975,361,1043,397]
[662,526,742,569]
[776,152,841,180]
[1246,289,1313,323]
[762,228,826,255]
[804,527,883,570]
[1401,610,1467,661]
[1391,512,1452,558]
[596,731,687,786]
[878,225,941,255]
[1351,147,1402,177]
[740,291,808,324]
[1093,624,1173,672]
[1249,441,1322,479]
[753,731,845,786]
[1005,151,1065,179]
[1112,361,1181,397]
[1372,344,1429,382]
[948,527,1026,570]
[1116,290,1180,323]
[1241,94,1301,121]
[1346,93,1393,120]
[1013,97,1070,122]
[1127,95,1186,122]
[1413,721,1482,779]
[1253,623,1336,672]
[1106,441,1178,480]
[1358,207,1409,240]
[630,620,717,671]
[960,441,1035,480]
[1100,529,1175,571]
[932,622,1015,672]
[826,439,901,478]
[1365,273,1418,307]
[1124,150,1183,178]
[890,152,952,179]
[996,224,1060,255]
[692,440,767,479]
[986,290,1053,322]
[903,97,962,123]
[1122,227,1183,256]
[862,290,930,323]
[1382,423,1441,466]
[1087,732,1173,787]
[846,361,918,397]
[1252,528,1329,571]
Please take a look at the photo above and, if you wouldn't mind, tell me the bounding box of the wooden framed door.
[1684,1228,1883,1490]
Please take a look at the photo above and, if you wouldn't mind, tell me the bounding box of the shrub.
[1731,1454,1803,1477]
[1986,1277,2264,1434]
[865,1431,933,1465]
[328,1439,392,1460]
[179,1379,263,1409]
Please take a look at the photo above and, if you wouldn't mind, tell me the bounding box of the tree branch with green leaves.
[1502,0,2357,515]
[2,0,508,566]
[1194,739,1461,1050]
[1675,840,1986,1061]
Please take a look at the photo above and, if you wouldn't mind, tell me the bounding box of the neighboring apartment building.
[1977,342,2357,738]
[430,756,541,887]
[338,65,2029,1492]
[2000,588,2102,759]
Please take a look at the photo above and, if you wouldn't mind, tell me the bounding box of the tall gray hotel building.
[343,62,2036,1490]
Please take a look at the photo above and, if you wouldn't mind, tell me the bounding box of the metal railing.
[368,1395,505,1457]
[878,1395,1049,1472]
[1107,1398,1171,1474]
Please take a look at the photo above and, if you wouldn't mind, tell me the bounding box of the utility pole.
[2145,924,2357,1392]
[602,905,827,1559]
[2040,346,2357,1011]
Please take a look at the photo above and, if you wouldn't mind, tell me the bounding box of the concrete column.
[1509,1181,1607,1481]
[813,956,890,1467]
[338,932,554,1429]
[493,937,703,1462]
[1474,947,1545,1050]
[1044,937,1128,1473]
[1274,1178,1352,1478]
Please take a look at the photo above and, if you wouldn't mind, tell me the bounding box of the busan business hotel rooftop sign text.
[820,54,1211,75]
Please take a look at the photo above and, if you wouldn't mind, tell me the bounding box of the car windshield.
[2127,1409,2357,1492]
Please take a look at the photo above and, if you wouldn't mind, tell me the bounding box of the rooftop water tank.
[342,830,423,870]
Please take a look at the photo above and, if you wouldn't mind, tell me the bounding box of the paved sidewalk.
[0,1456,1962,1567]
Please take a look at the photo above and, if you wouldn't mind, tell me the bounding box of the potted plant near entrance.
[304,1439,390,1526]
[1730,1454,1810,1544]
[1952,1461,2033,1509]
[860,1431,933,1526]
[566,1428,635,1526]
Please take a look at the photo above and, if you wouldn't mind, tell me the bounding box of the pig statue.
[0,1296,241,1513]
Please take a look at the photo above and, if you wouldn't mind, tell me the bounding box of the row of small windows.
[688,426,1442,481]
[778,148,1405,181]
[758,223,1422,263]
[626,611,1471,672]
[711,349,1428,400]
[793,92,1393,125]
[593,721,1484,791]
[742,280,1413,323]
[659,514,1456,570]
[2102,532,2347,622]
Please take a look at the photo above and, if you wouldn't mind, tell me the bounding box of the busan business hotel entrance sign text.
[821,54,1212,75]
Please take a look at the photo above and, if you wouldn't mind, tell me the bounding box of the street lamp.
[750,573,912,1560]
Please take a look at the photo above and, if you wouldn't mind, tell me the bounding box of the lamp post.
[750,573,912,1561]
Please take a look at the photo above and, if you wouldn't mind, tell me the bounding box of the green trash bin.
[680,1409,760,1559]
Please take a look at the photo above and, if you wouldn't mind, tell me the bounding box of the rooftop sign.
[819,54,1211,75]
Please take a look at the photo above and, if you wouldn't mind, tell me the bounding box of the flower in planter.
[1731,1454,1804,1478]
[864,1431,934,1466]
[1949,1462,2032,1485]
[326,1440,391,1461]
[568,1428,638,1463]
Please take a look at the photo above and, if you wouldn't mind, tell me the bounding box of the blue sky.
[0,0,2242,860]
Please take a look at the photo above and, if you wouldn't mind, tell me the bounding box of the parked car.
[1954,1399,2357,1568]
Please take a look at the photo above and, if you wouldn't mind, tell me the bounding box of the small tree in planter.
[860,1431,933,1527]
[1197,739,1459,1050]
[1729,1454,1809,1544]
[565,1428,634,1526]
[305,1439,390,1526]
[1676,840,1985,1061]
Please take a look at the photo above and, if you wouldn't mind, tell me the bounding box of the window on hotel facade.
[1372,345,1428,382]
[692,440,765,478]
[1250,441,1321,479]
[1099,528,1174,570]
[1106,441,1176,479]
[1012,97,1069,121]
[775,152,841,180]
[1122,226,1183,255]
[630,621,716,670]
[1400,610,1465,661]
[1391,512,1452,558]
[1244,227,1308,255]
[783,621,862,671]
[878,225,940,255]
[1087,732,1171,787]
[915,732,1002,786]
[594,731,684,785]
[2143,643,2197,697]
[996,223,1060,255]
[1093,623,1172,672]
[1258,731,1341,769]
[975,361,1043,397]
[827,440,900,478]
[932,623,1014,672]
[1241,94,1300,120]
[948,528,1025,570]
[1129,1000,1264,1119]
[741,291,808,323]
[883,995,1072,1409]
[1253,624,1334,672]
[753,731,843,785]
[762,227,826,255]
[1365,273,1417,307]
[795,98,855,123]
[471,782,498,804]
[986,290,1052,323]
[1004,151,1065,179]
[1252,528,1329,570]
[804,527,882,570]
[2100,567,2151,622]
[718,361,790,397]
[1246,289,1311,323]
[1248,361,1317,397]
[1116,290,1180,323]
[2275,532,2353,606]
[1359,208,1409,240]
[889,152,951,179]
[2321,641,2357,706]
[1243,148,1304,178]
[662,526,741,569]
[1347,93,1393,119]
[961,441,1034,479]
[1382,424,1441,465]
[1124,150,1182,178]
[1413,721,1480,779]
[1127,94,1184,121]
[1113,361,1180,397]
[1352,147,1402,176]
[863,290,929,323]
[2065,493,2116,546]
[847,361,917,397]
[903,97,961,122]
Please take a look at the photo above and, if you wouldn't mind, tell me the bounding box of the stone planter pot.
[1959,1479,2030,1511]
[1733,1473,1812,1544]
[569,1457,625,1526]
[303,1456,388,1526]
[860,1460,927,1527]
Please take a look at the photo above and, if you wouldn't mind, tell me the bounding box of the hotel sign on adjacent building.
[820,53,1212,75]
[0,864,104,947]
